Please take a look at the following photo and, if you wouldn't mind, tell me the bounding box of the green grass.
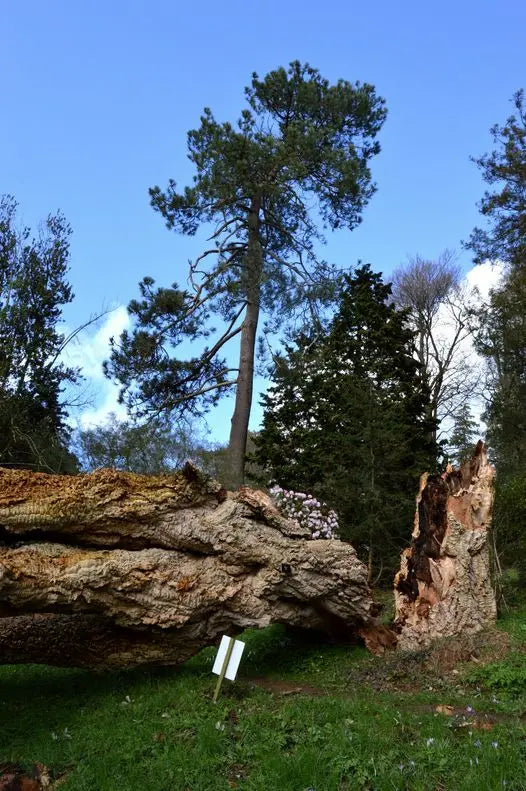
[1,609,526,790]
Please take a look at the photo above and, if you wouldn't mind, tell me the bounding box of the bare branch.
[391,250,480,437]
[46,309,115,370]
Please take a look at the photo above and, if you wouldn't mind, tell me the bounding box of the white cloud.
[64,305,130,380]
[464,260,504,300]
[75,389,128,430]
[62,306,130,429]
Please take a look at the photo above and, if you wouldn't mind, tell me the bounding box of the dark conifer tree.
[446,403,480,467]
[467,91,526,585]
[254,265,437,580]
[0,195,78,472]
[468,90,526,476]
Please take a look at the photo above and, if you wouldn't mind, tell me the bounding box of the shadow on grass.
[0,623,365,701]
[0,623,370,763]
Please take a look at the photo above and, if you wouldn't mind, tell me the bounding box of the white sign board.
[212,635,245,681]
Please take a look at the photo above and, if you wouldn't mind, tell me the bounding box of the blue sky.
[2,0,524,442]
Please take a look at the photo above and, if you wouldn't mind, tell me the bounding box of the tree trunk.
[227,197,262,489]
[0,464,373,668]
[394,441,497,651]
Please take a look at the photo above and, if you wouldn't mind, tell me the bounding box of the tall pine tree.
[106,62,386,487]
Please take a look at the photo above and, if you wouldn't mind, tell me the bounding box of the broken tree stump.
[0,463,373,668]
[394,441,497,652]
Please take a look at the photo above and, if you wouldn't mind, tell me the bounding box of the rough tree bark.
[394,441,497,651]
[227,196,262,489]
[0,463,373,668]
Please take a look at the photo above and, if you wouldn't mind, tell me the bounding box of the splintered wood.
[394,442,497,651]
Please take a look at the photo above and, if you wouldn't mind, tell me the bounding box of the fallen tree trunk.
[0,464,373,668]
[394,441,497,651]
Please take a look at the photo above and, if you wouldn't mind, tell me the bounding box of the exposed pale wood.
[394,441,497,651]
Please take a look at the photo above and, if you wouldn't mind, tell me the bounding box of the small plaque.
[212,635,245,681]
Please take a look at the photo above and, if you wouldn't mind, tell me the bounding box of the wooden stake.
[213,636,235,703]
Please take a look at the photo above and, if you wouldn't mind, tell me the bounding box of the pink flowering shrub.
[269,485,339,539]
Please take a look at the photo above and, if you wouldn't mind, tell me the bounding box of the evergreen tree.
[446,402,480,466]
[467,90,526,585]
[476,266,526,476]
[255,265,437,580]
[468,91,526,475]
[0,195,78,472]
[482,270,526,588]
[106,62,386,488]
[467,89,525,273]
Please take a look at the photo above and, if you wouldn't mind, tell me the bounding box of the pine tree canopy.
[467,89,525,271]
[105,62,387,486]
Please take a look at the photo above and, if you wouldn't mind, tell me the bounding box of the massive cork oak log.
[0,464,373,668]
[394,441,497,651]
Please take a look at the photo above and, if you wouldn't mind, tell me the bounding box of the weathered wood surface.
[394,441,497,651]
[0,463,373,667]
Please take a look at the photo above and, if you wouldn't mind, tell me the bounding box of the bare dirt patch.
[424,628,511,673]
[246,677,325,696]
[347,627,512,693]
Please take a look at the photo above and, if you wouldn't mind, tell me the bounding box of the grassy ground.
[1,605,525,791]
